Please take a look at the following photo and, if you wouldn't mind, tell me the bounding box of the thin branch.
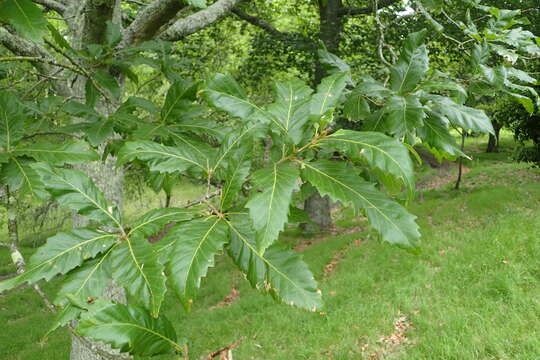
[159,0,242,41]
[340,0,401,16]
[232,8,316,51]
[32,0,66,13]
[0,56,84,76]
[374,0,392,67]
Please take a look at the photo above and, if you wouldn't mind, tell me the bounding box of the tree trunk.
[486,121,502,153]
[455,131,466,190]
[304,192,333,232]
[304,0,344,229]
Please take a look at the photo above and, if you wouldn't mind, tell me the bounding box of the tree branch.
[159,0,242,41]
[340,0,401,16]
[32,0,66,13]
[232,9,317,51]
[119,0,185,48]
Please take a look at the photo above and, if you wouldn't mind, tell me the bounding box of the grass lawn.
[1,134,540,359]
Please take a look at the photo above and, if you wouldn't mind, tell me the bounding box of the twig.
[373,0,392,67]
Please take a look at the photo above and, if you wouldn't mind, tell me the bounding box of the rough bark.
[304,192,333,231]
[159,0,242,41]
[304,0,345,229]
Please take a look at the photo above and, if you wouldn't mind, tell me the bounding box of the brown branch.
[232,9,316,51]
[159,0,242,41]
[340,0,401,16]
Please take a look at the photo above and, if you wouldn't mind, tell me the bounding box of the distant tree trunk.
[304,0,344,230]
[486,120,502,153]
[455,131,466,190]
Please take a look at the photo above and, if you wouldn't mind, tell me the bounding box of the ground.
[1,133,540,359]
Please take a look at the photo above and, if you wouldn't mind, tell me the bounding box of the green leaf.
[32,163,122,227]
[186,0,206,8]
[78,303,180,356]
[320,130,415,195]
[0,0,48,43]
[0,91,25,151]
[128,207,195,239]
[301,161,420,247]
[219,150,251,210]
[430,97,494,134]
[245,163,299,252]
[211,123,262,172]
[226,215,322,311]
[109,237,166,316]
[202,74,268,122]
[49,252,114,334]
[166,217,229,310]
[13,141,99,165]
[383,95,426,135]
[343,91,371,122]
[266,79,313,143]
[117,141,207,173]
[94,70,121,100]
[105,21,122,47]
[0,229,116,293]
[161,79,199,123]
[390,30,429,94]
[1,158,47,199]
[310,72,349,118]
[354,77,392,100]
[420,80,468,104]
[86,119,115,146]
[417,114,465,157]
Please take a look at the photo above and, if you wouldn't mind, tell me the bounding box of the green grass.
[2,133,540,359]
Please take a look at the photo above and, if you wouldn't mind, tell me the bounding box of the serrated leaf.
[211,123,263,172]
[420,80,468,104]
[78,303,180,356]
[390,30,429,94]
[1,158,47,199]
[384,95,426,135]
[161,79,199,123]
[301,161,420,247]
[32,163,122,227]
[166,217,228,310]
[417,113,465,157]
[310,72,349,118]
[0,0,48,43]
[343,91,371,121]
[266,79,313,143]
[48,251,114,335]
[109,237,166,316]
[94,70,121,100]
[202,74,270,123]
[226,215,322,311]
[13,141,99,165]
[128,207,195,239]
[86,119,115,146]
[320,130,415,195]
[246,163,299,252]
[117,140,207,173]
[105,20,122,47]
[0,229,116,293]
[0,91,25,151]
[430,97,494,134]
[219,150,251,210]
